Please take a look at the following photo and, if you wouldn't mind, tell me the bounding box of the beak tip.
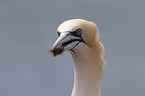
[52,45,56,50]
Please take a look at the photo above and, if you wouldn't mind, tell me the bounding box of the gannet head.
[51,19,99,56]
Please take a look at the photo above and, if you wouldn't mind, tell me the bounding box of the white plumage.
[51,19,106,96]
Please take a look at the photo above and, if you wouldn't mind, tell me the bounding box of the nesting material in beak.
[50,47,64,57]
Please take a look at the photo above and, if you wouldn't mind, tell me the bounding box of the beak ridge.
[52,33,71,49]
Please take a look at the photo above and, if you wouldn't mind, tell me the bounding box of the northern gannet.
[50,19,106,96]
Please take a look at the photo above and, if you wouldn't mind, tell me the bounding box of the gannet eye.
[71,28,82,37]
[57,31,61,37]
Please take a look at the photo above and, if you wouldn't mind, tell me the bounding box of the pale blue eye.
[71,28,82,37]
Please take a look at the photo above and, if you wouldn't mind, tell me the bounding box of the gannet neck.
[70,41,105,96]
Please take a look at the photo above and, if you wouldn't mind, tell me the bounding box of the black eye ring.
[71,28,82,37]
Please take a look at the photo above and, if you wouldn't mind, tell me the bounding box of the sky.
[0,0,145,96]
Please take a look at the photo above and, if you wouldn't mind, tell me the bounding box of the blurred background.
[0,0,145,96]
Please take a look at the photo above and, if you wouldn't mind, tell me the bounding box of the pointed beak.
[52,32,83,50]
[51,29,86,56]
[52,32,71,49]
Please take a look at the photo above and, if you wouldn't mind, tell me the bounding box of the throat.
[70,44,105,96]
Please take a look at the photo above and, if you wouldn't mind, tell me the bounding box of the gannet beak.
[52,29,85,52]
[52,32,71,49]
